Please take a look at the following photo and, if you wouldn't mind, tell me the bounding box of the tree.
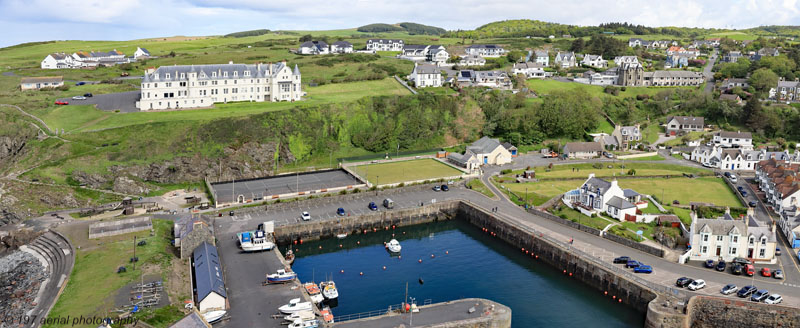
[570,38,585,53]
[299,34,313,42]
[748,68,778,93]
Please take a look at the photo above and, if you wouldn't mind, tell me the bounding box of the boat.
[386,239,402,253]
[320,281,339,300]
[303,282,325,304]
[237,229,275,252]
[336,232,347,239]
[279,298,313,314]
[284,249,295,265]
[288,319,319,328]
[267,269,297,284]
[284,310,315,322]
[319,307,334,324]
[201,310,226,323]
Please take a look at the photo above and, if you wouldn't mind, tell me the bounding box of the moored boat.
[319,281,339,300]
[336,233,347,239]
[288,319,319,328]
[284,310,315,322]
[320,307,334,324]
[267,269,297,284]
[279,298,313,314]
[386,239,402,253]
[237,229,275,252]
[201,310,226,323]
[303,282,324,304]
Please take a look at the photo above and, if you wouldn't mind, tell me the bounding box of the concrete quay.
[333,298,511,328]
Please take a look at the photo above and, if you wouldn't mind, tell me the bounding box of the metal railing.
[334,299,433,322]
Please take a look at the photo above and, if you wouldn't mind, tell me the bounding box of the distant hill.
[446,19,719,39]
[224,29,271,38]
[357,22,446,35]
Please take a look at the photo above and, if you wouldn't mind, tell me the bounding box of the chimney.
[610,179,618,189]
[229,60,233,65]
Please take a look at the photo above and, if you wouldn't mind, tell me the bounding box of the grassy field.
[48,220,175,328]
[620,177,742,208]
[467,179,495,198]
[625,154,665,161]
[550,206,615,231]
[38,78,410,132]
[497,179,580,206]
[519,162,709,180]
[526,79,698,99]
[351,159,464,185]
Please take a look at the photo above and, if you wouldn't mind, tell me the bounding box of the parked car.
[120,72,130,77]
[634,265,653,273]
[776,247,781,256]
[737,285,757,298]
[751,289,769,302]
[716,260,727,272]
[731,263,743,275]
[625,260,641,269]
[740,190,748,197]
[433,185,441,192]
[383,198,394,209]
[721,284,738,295]
[72,96,86,100]
[733,257,751,265]
[441,184,449,192]
[761,267,772,277]
[737,186,744,192]
[613,256,631,264]
[368,202,378,211]
[84,93,93,97]
[54,100,68,105]
[300,211,311,221]
[744,264,755,276]
[676,277,693,287]
[336,208,346,216]
[704,259,715,268]
[702,162,714,168]
[229,211,234,216]
[729,174,738,183]
[688,279,706,291]
[724,172,731,178]
[76,81,86,86]
[773,269,784,279]
[749,201,757,207]
[765,294,783,304]
[603,152,614,159]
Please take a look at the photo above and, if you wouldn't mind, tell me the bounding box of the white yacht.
[279,298,313,314]
[386,239,402,253]
[320,281,339,300]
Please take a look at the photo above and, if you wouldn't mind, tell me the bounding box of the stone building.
[617,62,645,86]
[175,216,215,260]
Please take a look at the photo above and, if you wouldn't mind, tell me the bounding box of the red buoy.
[418,259,423,263]
[383,266,386,270]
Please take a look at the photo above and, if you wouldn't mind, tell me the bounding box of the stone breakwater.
[0,251,48,327]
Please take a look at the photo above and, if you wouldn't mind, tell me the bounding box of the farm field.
[351,159,464,185]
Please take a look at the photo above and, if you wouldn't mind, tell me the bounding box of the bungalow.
[581,54,607,68]
[534,50,549,66]
[720,78,749,91]
[453,70,512,90]
[366,39,404,52]
[408,63,442,88]
[330,41,354,54]
[758,48,780,57]
[40,53,78,69]
[554,52,576,68]
[459,54,486,67]
[719,93,743,106]
[20,76,63,90]
[612,124,641,150]
[606,196,638,221]
[298,41,329,55]
[665,116,704,136]
[512,62,545,79]
[134,47,151,59]
[563,142,603,159]
[447,136,513,169]
[713,131,753,149]
[465,44,505,58]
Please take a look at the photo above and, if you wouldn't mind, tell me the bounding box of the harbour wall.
[686,296,800,328]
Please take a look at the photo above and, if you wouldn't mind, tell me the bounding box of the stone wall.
[687,296,800,328]
[180,224,215,260]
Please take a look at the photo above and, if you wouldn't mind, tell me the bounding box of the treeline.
[356,22,446,35]
[445,19,714,39]
[224,29,271,38]
[570,35,629,57]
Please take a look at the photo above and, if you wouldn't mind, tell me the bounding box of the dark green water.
[290,219,645,327]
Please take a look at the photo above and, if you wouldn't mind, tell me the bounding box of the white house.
[192,242,227,312]
[534,50,549,67]
[713,131,753,149]
[605,195,638,221]
[453,70,512,90]
[402,45,448,63]
[42,50,128,69]
[299,41,329,55]
[137,61,302,111]
[408,63,442,88]
[330,41,353,54]
[611,124,641,150]
[689,211,777,263]
[459,55,486,67]
[756,159,800,215]
[512,62,545,79]
[447,136,513,169]
[613,56,639,65]
[465,44,505,57]
[554,52,576,68]
[581,54,607,68]
[563,142,603,159]
[134,47,151,59]
[20,76,64,90]
[665,116,704,136]
[563,174,639,221]
[366,39,404,52]
[41,53,78,69]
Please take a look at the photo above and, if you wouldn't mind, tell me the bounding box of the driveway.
[703,50,718,94]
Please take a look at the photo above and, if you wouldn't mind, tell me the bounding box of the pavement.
[210,169,361,205]
[58,91,140,113]
[333,299,498,328]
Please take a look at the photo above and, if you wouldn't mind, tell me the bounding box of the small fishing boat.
[201,310,226,323]
[320,281,339,300]
[303,282,325,304]
[288,319,319,328]
[386,239,402,253]
[267,269,297,284]
[237,229,275,252]
[279,298,313,314]
[336,232,347,239]
[320,307,334,324]
[284,310,315,322]
[284,249,295,265]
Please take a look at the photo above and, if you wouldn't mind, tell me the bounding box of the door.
[716,246,721,256]
[483,156,488,164]
[748,248,754,258]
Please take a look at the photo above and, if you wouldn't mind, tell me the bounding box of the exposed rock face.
[70,171,107,189]
[38,193,78,208]
[0,250,49,321]
[112,176,150,195]
[0,209,23,228]
[0,136,27,164]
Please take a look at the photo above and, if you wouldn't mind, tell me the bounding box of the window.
[180,73,185,79]
[761,237,766,246]
[223,72,228,77]
[701,246,707,254]
[702,234,708,242]
[732,235,738,243]
[759,248,765,257]
[165,73,170,79]
[716,236,723,242]
[729,247,737,255]
[749,237,754,245]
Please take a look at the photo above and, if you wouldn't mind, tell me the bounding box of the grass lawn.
[591,118,615,134]
[625,154,665,161]
[467,179,495,198]
[526,79,696,99]
[640,204,664,215]
[550,206,615,231]
[351,159,463,185]
[517,162,709,180]
[642,123,660,144]
[47,219,174,328]
[496,179,581,206]
[40,78,411,132]
[620,177,742,208]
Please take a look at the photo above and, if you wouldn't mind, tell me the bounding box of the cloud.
[2,0,800,47]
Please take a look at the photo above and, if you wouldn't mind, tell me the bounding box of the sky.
[1,0,800,47]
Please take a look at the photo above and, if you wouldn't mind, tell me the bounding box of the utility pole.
[133,236,137,271]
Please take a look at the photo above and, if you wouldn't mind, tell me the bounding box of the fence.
[334,299,433,322]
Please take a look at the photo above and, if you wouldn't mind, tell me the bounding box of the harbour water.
[289,219,645,327]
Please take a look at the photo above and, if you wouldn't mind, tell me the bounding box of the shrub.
[500,169,512,175]
[592,163,603,169]
[339,189,348,195]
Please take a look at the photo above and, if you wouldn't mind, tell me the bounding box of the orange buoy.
[618,299,622,303]
[445,251,449,254]
[418,259,422,263]
[383,266,386,270]
[360,272,363,276]
[431,254,435,258]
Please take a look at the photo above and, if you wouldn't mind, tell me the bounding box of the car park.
[433,185,441,192]
[300,211,311,221]
[721,284,738,295]
[441,184,449,192]
[676,277,693,287]
[737,285,757,298]
[773,270,784,279]
[368,202,378,211]
[731,263,743,275]
[688,279,706,291]
[634,265,652,273]
[613,256,630,264]
[336,208,346,216]
[744,264,755,276]
[765,294,783,304]
[72,96,86,100]
[760,267,771,277]
[715,260,726,272]
[751,289,769,302]
[625,260,641,269]
[704,259,715,268]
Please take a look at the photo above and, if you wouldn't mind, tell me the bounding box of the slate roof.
[467,44,500,49]
[650,71,703,78]
[501,142,516,150]
[300,40,328,50]
[747,216,776,243]
[697,217,746,236]
[414,63,441,74]
[447,152,475,165]
[332,41,352,47]
[534,50,548,57]
[137,47,150,55]
[583,177,612,194]
[623,189,640,198]
[169,311,210,328]
[564,142,603,154]
[719,94,741,101]
[513,62,544,70]
[20,76,63,84]
[368,39,403,44]
[667,116,704,127]
[467,136,502,154]
[175,217,212,240]
[716,131,752,139]
[193,242,226,300]
[48,53,69,60]
[620,125,640,137]
[607,196,636,209]
[142,62,296,83]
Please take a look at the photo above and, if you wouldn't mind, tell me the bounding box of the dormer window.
[180,73,185,79]
[223,72,228,77]
[166,73,170,79]
[212,72,216,77]
[233,71,237,77]
[245,71,250,76]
